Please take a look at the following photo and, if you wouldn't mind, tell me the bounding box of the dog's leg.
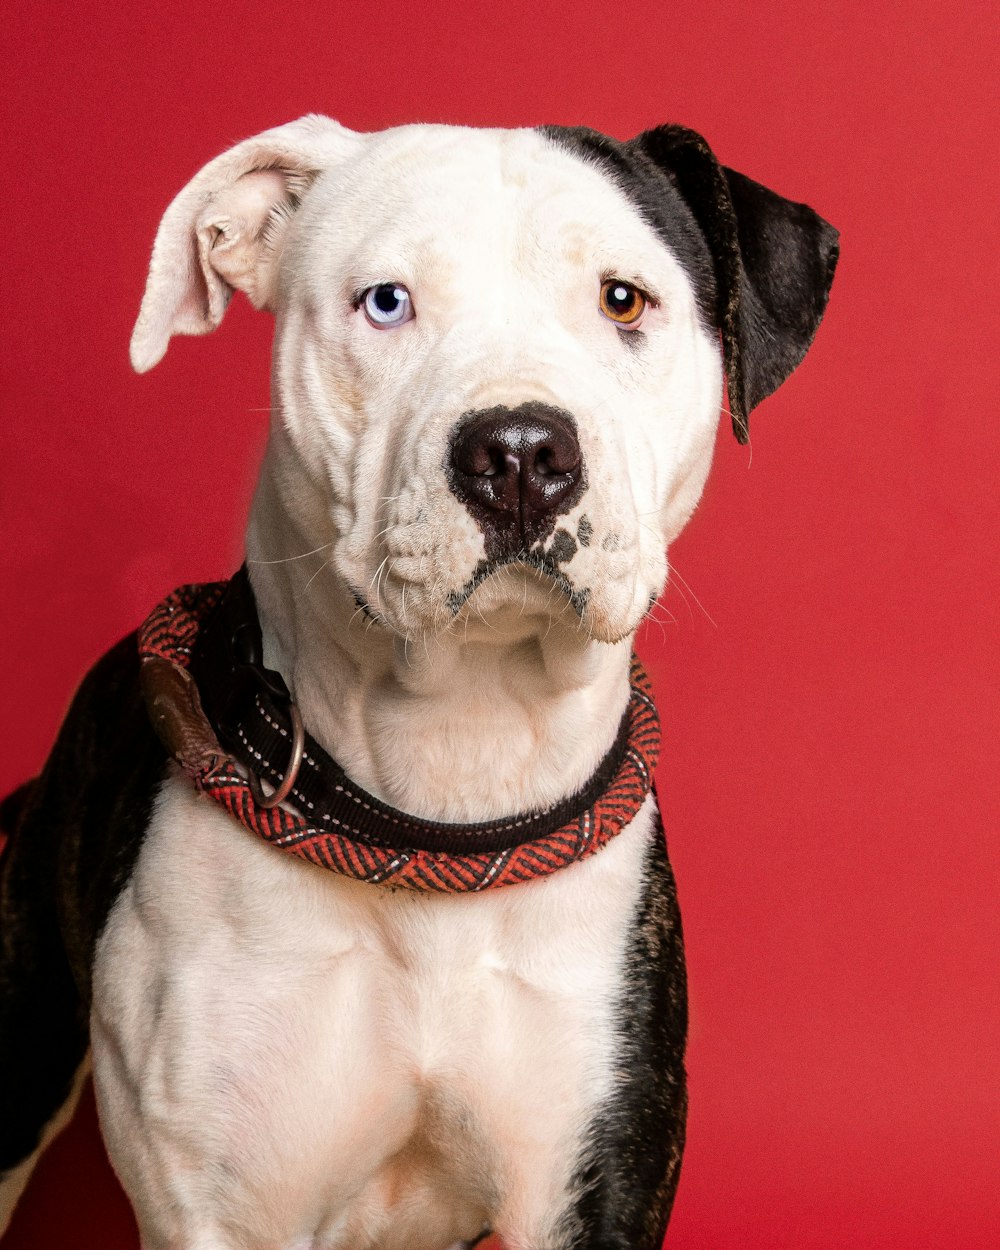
[0,782,92,1237]
[0,1056,90,1236]
[2,634,171,1239]
[566,816,688,1250]
[477,815,690,1250]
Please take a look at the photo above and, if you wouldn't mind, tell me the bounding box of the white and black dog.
[0,117,837,1250]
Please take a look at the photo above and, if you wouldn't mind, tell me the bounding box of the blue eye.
[362,283,413,328]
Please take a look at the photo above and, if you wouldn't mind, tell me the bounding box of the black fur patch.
[539,124,839,443]
[539,125,718,327]
[545,527,578,566]
[0,634,167,1170]
[562,804,688,1249]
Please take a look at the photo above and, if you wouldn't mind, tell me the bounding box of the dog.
[0,116,837,1249]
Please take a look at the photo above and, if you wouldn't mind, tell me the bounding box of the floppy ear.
[632,126,839,443]
[130,115,362,372]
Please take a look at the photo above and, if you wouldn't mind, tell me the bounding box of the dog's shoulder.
[1,632,169,1003]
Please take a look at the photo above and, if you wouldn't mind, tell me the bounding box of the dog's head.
[132,117,837,646]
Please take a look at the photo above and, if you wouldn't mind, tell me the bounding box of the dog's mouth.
[445,554,591,621]
[349,554,589,637]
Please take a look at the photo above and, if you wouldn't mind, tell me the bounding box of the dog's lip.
[350,588,385,624]
[445,554,590,619]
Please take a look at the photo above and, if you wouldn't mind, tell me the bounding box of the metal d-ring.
[247,701,305,809]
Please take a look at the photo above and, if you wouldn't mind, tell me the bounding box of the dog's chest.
[90,771,655,1248]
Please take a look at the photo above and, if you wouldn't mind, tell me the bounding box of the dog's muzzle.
[448,403,585,559]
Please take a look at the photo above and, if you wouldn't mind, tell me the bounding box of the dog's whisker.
[719,404,754,464]
[248,541,335,566]
[668,562,717,628]
[643,600,676,643]
[646,599,678,628]
[369,556,390,596]
[303,557,333,592]
[669,583,696,626]
[373,557,396,620]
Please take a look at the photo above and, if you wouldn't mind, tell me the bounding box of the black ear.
[631,126,839,443]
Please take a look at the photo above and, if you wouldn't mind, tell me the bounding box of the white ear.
[130,115,361,372]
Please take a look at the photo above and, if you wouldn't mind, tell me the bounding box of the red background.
[2,2,998,1247]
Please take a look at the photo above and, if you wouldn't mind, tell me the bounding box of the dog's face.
[131,117,837,647]
[278,126,723,644]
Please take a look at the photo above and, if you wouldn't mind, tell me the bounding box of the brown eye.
[599,279,646,327]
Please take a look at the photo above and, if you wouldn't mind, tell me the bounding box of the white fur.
[91,117,724,1248]
[94,779,660,1250]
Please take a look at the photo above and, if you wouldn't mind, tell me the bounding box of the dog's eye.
[599,279,646,328]
[361,284,414,328]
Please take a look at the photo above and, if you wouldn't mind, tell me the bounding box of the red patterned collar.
[138,573,660,893]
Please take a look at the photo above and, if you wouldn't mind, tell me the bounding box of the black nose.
[449,404,585,555]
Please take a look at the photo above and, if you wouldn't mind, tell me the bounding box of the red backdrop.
[3,2,998,1247]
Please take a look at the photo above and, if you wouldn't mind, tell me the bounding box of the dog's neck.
[245,455,634,825]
